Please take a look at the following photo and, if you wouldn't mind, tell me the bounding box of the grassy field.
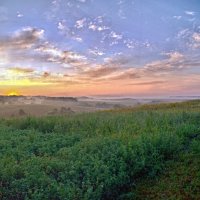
[0,100,200,199]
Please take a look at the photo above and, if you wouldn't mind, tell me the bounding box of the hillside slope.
[0,100,200,199]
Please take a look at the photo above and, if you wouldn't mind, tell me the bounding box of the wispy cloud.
[185,11,195,16]
[127,80,165,86]
[0,6,8,22]
[8,67,34,74]
[17,11,23,18]
[89,48,105,56]
[81,65,118,79]
[173,15,182,20]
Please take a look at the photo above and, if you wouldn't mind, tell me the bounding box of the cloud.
[192,32,200,42]
[100,27,124,46]
[14,27,44,40]
[35,43,62,57]
[123,39,137,49]
[143,52,185,75]
[127,80,165,86]
[117,0,127,19]
[75,16,110,33]
[43,72,51,78]
[0,27,88,70]
[111,68,140,80]
[88,24,98,31]
[177,28,191,39]
[173,15,182,20]
[8,67,34,74]
[77,0,87,3]
[58,21,65,31]
[176,29,200,49]
[89,48,105,56]
[109,31,123,40]
[1,26,199,91]
[78,55,140,81]
[191,32,200,48]
[88,23,109,32]
[81,66,118,79]
[185,11,195,16]
[75,18,87,29]
[45,0,61,21]
[17,11,23,18]
[73,37,83,42]
[164,52,184,61]
[35,44,88,67]
[104,55,132,66]
[0,27,44,50]
[57,21,83,42]
[0,27,194,85]
[100,51,188,82]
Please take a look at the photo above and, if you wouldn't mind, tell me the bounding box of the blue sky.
[0,0,200,96]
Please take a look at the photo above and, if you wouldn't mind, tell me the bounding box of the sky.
[0,0,200,97]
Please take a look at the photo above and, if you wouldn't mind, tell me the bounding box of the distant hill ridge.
[0,95,78,102]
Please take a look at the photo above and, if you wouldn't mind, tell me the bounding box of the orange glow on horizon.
[7,91,21,96]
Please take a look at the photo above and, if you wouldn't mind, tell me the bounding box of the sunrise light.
[7,91,21,96]
[0,0,199,96]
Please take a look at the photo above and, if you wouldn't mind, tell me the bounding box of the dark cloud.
[0,27,88,70]
[0,27,44,50]
[43,72,51,78]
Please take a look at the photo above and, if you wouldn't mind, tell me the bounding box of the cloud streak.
[8,67,34,74]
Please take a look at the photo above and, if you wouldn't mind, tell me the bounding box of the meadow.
[0,100,200,199]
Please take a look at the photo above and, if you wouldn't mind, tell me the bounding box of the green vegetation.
[0,100,200,200]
